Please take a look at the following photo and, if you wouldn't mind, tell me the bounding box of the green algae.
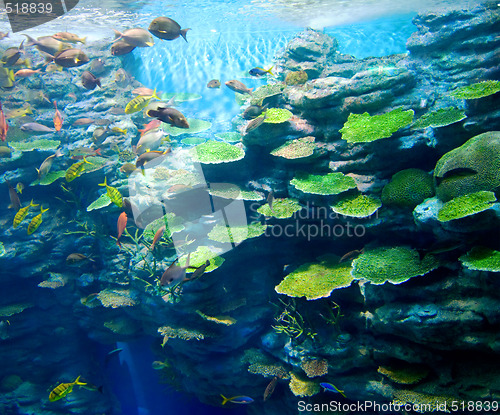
[330,193,381,218]
[270,136,316,160]
[208,222,267,244]
[411,107,467,129]
[352,246,439,285]
[290,172,357,195]
[459,247,500,272]
[257,198,302,218]
[449,80,500,100]
[437,191,497,222]
[340,107,414,143]
[275,254,354,300]
[192,141,245,164]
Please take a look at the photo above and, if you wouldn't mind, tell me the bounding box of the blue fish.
[249,66,274,77]
[320,382,346,398]
[220,394,254,405]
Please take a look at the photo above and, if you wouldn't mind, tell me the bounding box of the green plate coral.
[382,168,435,209]
[9,140,60,152]
[330,193,381,218]
[215,132,242,143]
[411,107,467,129]
[263,108,293,124]
[31,170,66,186]
[208,183,263,200]
[192,141,245,164]
[290,172,357,195]
[178,245,225,273]
[162,118,212,136]
[143,213,184,240]
[181,136,206,146]
[437,191,496,222]
[449,80,500,100]
[208,222,267,244]
[351,246,439,285]
[275,254,354,300]
[270,136,316,160]
[82,156,108,174]
[257,198,302,219]
[87,193,112,211]
[340,107,414,143]
[459,247,500,272]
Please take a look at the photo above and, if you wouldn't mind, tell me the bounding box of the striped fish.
[27,206,49,235]
[49,375,86,402]
[65,157,92,182]
[13,200,38,228]
[98,177,123,208]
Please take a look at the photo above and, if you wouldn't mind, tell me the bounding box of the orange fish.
[138,119,161,136]
[53,101,63,132]
[150,226,165,250]
[0,102,8,142]
[116,212,127,248]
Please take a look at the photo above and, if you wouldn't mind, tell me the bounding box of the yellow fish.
[98,177,123,207]
[65,157,92,182]
[13,200,38,228]
[49,375,87,402]
[6,105,33,119]
[27,206,49,235]
[124,88,159,114]
[111,127,127,134]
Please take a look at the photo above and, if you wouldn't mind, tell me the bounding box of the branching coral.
[378,363,429,384]
[195,310,236,326]
[97,288,136,308]
[301,359,328,378]
[393,389,458,413]
[437,191,496,222]
[38,273,67,289]
[9,139,60,151]
[340,107,414,143]
[289,373,320,397]
[248,363,290,379]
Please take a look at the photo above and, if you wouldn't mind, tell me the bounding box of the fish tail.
[249,88,254,95]
[116,239,122,249]
[30,200,39,208]
[220,394,229,405]
[21,34,36,46]
[98,177,107,187]
[112,29,123,41]
[8,69,14,82]
[185,253,190,269]
[96,78,102,88]
[26,105,33,115]
[152,88,160,100]
[95,148,102,156]
[53,101,57,110]
[267,66,274,76]
[180,28,190,42]
[41,206,49,214]
[81,37,87,45]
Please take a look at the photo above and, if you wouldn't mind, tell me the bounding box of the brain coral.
[434,131,500,201]
[381,168,435,209]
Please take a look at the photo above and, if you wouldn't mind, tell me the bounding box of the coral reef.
[290,172,357,195]
[381,168,435,209]
[192,141,245,164]
[436,190,497,222]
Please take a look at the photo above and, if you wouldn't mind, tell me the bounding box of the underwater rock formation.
[0,2,499,415]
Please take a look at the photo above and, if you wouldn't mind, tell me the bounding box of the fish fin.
[41,206,49,213]
[21,34,36,46]
[83,157,93,165]
[98,177,107,187]
[249,88,254,95]
[146,41,154,47]
[112,29,123,41]
[81,37,87,45]
[220,394,229,405]
[95,148,102,156]
[26,105,33,115]
[152,88,160,100]
[180,28,191,42]
[267,66,274,76]
[185,253,190,269]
